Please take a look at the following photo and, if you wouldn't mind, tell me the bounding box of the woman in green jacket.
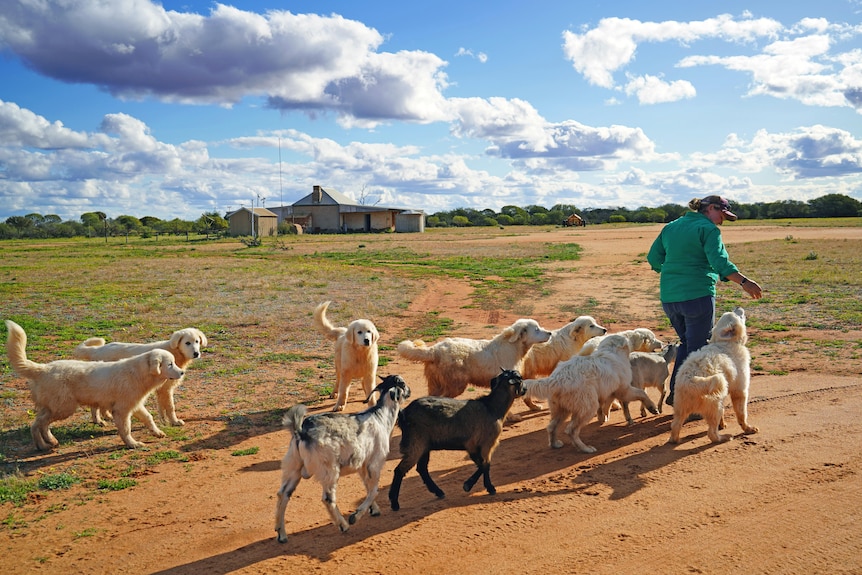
[647,195,762,408]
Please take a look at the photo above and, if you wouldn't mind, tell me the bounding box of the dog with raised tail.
[313,301,380,412]
[7,320,184,450]
[668,307,758,445]
[73,327,207,427]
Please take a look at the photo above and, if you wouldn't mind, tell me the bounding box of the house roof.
[226,206,278,218]
[293,186,360,207]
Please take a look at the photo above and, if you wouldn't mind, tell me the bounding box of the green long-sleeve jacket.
[647,211,739,303]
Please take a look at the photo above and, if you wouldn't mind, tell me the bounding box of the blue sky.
[1,0,861,222]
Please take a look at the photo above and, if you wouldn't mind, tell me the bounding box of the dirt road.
[3,224,862,575]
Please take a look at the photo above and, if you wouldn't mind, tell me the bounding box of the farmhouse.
[267,185,425,233]
[226,207,278,237]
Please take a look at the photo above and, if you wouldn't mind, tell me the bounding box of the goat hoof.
[348,513,357,525]
[390,501,400,511]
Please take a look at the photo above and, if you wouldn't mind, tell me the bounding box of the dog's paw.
[743,425,759,435]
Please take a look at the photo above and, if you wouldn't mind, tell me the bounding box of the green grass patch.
[231,447,259,456]
[144,450,187,465]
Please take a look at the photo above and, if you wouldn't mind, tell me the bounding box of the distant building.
[266,185,424,233]
[226,207,278,237]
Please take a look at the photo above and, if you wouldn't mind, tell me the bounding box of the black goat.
[388,368,525,511]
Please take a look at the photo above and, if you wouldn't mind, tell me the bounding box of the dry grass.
[1,223,860,504]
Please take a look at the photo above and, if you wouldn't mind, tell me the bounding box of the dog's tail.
[72,337,107,360]
[523,376,554,402]
[313,301,347,342]
[689,374,727,397]
[282,404,309,440]
[396,339,434,363]
[5,320,44,380]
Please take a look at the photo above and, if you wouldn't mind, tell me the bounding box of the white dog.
[74,327,207,426]
[397,318,552,398]
[519,315,607,413]
[669,307,758,445]
[524,334,658,453]
[6,320,185,450]
[578,327,664,356]
[313,301,380,412]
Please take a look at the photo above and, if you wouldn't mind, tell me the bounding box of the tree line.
[0,211,229,240]
[1,194,859,239]
[426,194,862,227]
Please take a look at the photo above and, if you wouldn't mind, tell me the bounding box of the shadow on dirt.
[152,413,720,573]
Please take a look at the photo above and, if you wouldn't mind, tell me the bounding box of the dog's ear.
[371,325,379,343]
[150,352,163,376]
[169,330,185,351]
[196,330,208,347]
[504,326,519,343]
[346,326,357,345]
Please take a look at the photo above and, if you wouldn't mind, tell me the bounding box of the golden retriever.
[519,315,607,412]
[6,320,185,450]
[524,334,658,453]
[669,307,758,444]
[313,301,380,412]
[397,318,552,398]
[74,327,207,426]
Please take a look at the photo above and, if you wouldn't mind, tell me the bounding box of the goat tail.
[524,377,553,402]
[313,301,345,341]
[396,339,432,362]
[5,320,43,380]
[282,404,309,435]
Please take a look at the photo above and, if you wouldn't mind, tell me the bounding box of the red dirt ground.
[3,224,862,574]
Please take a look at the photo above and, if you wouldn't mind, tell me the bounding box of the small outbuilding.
[226,207,278,237]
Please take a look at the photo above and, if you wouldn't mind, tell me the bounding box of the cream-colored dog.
[669,307,758,444]
[578,327,664,356]
[525,334,658,453]
[6,320,184,450]
[313,301,380,412]
[519,315,607,413]
[397,318,552,398]
[74,327,207,426]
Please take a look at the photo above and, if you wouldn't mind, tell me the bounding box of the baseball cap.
[703,196,738,221]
